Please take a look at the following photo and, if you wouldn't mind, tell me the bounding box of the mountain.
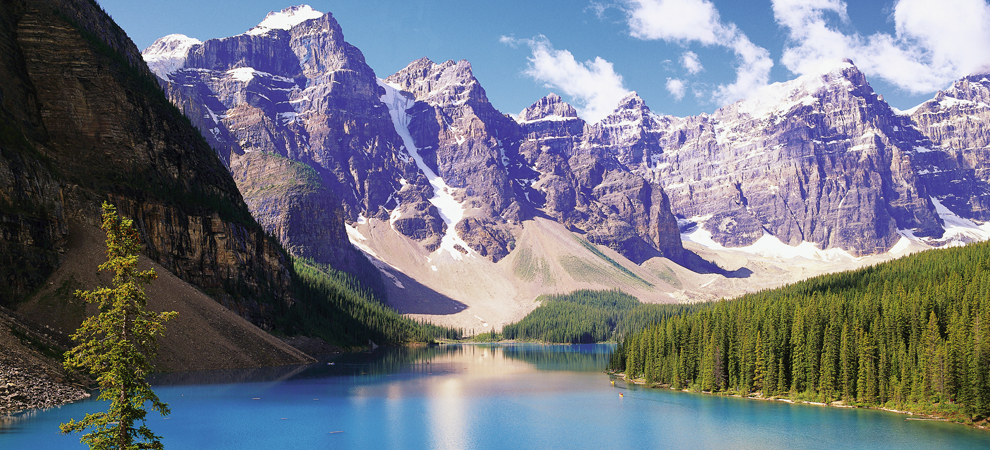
[613,61,945,256]
[146,6,689,328]
[0,0,294,321]
[517,93,685,264]
[1,0,465,398]
[145,7,438,287]
[383,58,524,261]
[0,0,318,380]
[145,6,990,331]
[909,73,990,223]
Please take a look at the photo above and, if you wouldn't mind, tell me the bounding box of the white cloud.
[502,35,631,123]
[626,0,725,43]
[773,0,990,93]
[620,0,773,105]
[666,78,686,100]
[681,51,703,74]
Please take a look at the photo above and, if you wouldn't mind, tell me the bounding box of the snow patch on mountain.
[247,5,323,35]
[682,216,856,261]
[141,34,201,79]
[379,80,472,260]
[227,67,257,83]
[931,198,990,244]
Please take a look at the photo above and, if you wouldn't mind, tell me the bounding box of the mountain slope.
[1,0,456,389]
[0,0,293,324]
[143,6,990,332]
[623,61,943,256]
[147,8,441,272]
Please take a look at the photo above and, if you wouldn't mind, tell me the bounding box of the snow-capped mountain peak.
[246,5,323,35]
[141,34,201,79]
[732,58,858,119]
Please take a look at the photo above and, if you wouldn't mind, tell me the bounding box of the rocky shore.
[0,308,89,416]
[0,364,89,415]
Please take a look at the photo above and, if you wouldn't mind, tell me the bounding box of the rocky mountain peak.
[615,91,648,111]
[724,59,867,120]
[383,57,485,106]
[142,34,201,79]
[519,93,580,123]
[247,5,323,36]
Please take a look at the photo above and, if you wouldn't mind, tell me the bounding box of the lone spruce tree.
[61,202,178,450]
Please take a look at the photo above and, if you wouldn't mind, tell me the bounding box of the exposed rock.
[624,62,943,256]
[385,58,526,261]
[230,151,386,299]
[147,7,446,269]
[0,307,87,415]
[0,0,293,324]
[520,94,685,264]
[909,74,990,221]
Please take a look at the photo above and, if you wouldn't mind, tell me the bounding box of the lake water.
[2,344,989,449]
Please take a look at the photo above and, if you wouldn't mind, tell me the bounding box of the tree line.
[501,289,694,343]
[609,241,990,423]
[284,259,462,347]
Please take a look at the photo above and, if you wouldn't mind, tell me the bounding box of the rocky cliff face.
[0,0,292,327]
[149,7,990,276]
[619,61,944,256]
[147,7,444,270]
[518,94,685,264]
[383,58,526,261]
[150,11,687,267]
[381,59,685,264]
[909,74,990,221]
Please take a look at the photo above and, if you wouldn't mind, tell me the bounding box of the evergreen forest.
[608,242,990,424]
[282,260,461,347]
[501,289,694,343]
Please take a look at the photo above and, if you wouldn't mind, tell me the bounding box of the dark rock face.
[147,9,446,270]
[229,151,387,300]
[0,0,292,326]
[909,74,990,221]
[623,63,944,256]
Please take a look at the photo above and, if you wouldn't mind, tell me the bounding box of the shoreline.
[0,363,90,416]
[611,372,988,431]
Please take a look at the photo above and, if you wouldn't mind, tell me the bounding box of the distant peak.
[729,58,868,119]
[143,34,201,54]
[518,93,579,122]
[384,57,483,104]
[616,92,646,110]
[412,56,435,66]
[142,34,202,79]
[247,5,323,35]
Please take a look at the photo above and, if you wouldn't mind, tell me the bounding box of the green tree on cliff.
[61,202,178,450]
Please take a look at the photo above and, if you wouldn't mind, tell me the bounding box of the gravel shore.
[0,364,89,415]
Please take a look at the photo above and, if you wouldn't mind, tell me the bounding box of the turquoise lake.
[2,344,989,449]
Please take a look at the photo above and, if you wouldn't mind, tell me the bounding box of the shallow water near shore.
[1,343,989,449]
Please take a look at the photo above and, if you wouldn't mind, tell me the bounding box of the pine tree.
[60,203,178,450]
[753,331,766,394]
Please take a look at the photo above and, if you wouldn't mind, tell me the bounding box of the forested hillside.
[286,260,461,347]
[501,290,693,343]
[610,242,990,423]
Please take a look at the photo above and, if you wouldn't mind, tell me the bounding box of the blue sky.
[101,0,990,121]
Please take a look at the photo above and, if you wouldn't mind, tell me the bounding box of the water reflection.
[148,344,614,388]
[5,344,986,450]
